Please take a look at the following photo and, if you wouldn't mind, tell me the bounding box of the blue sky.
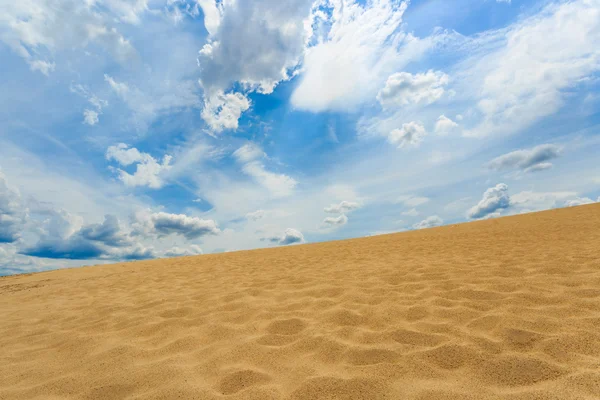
[1,0,599,275]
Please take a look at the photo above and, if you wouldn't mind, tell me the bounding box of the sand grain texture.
[2,204,600,399]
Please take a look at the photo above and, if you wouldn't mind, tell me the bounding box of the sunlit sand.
[1,204,600,399]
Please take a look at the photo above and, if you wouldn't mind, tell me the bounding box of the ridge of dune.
[1,204,600,399]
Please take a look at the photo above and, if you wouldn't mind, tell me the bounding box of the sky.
[1,0,599,276]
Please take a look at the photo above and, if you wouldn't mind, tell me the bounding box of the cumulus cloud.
[413,215,443,230]
[163,245,203,258]
[20,213,153,260]
[201,91,251,133]
[264,228,305,246]
[106,144,172,189]
[434,115,459,135]
[377,70,448,109]
[197,0,313,129]
[233,143,297,197]
[468,183,510,219]
[388,121,426,148]
[464,1,600,137]
[197,0,313,95]
[324,201,361,214]
[323,214,348,227]
[487,144,562,173]
[292,0,436,111]
[0,171,28,243]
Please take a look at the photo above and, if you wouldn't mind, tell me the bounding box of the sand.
[1,204,600,399]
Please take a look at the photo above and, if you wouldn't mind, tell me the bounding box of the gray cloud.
[197,0,314,95]
[263,228,305,246]
[486,144,562,172]
[148,212,220,240]
[20,213,151,260]
[14,207,159,262]
[0,171,27,243]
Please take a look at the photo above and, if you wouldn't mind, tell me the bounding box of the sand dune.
[1,204,600,399]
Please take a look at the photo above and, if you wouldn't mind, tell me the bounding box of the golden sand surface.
[1,204,600,399]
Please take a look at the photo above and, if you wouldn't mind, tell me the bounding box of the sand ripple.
[1,204,600,399]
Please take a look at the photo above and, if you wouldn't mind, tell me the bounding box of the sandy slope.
[1,204,600,399]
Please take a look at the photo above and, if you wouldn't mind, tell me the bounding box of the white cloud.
[29,60,56,75]
[468,183,510,219]
[324,200,361,214]
[83,109,100,126]
[233,143,265,163]
[104,74,200,130]
[104,74,130,97]
[233,143,297,197]
[106,143,144,166]
[434,115,459,135]
[487,144,562,173]
[0,171,28,243]
[377,70,448,109]
[463,0,600,137]
[106,144,172,189]
[201,91,250,133]
[292,0,436,112]
[70,83,108,125]
[413,215,443,230]
[240,162,298,198]
[564,197,596,207]
[163,245,203,258]
[510,191,577,212]
[401,208,419,217]
[0,0,139,73]
[323,214,348,227]
[197,0,221,35]
[388,121,426,148]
